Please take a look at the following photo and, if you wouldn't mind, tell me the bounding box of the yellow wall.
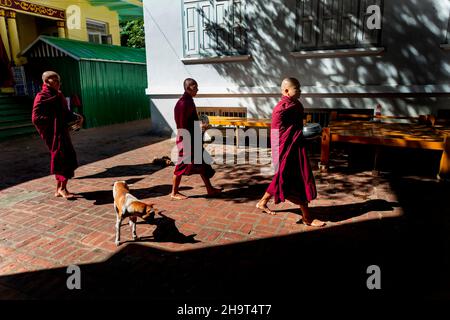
[65,1,121,45]
[16,0,121,45]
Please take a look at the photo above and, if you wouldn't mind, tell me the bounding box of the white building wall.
[144,0,450,134]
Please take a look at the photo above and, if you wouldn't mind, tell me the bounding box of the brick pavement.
[0,120,448,302]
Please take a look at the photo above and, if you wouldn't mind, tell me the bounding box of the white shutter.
[199,1,215,53]
[184,2,199,56]
[231,0,245,51]
[215,0,231,51]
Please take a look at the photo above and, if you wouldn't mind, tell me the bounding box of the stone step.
[0,124,36,140]
[0,95,34,140]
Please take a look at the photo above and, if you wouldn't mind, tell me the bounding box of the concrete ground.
[0,120,449,307]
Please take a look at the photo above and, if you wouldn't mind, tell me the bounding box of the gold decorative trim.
[0,0,65,19]
[5,9,15,18]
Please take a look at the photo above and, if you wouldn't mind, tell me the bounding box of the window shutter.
[199,1,214,53]
[184,2,200,56]
[447,16,450,44]
[318,0,339,47]
[215,0,231,51]
[231,0,245,51]
[338,0,359,45]
[296,0,319,49]
[358,0,381,45]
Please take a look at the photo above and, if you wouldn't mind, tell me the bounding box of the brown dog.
[113,181,157,246]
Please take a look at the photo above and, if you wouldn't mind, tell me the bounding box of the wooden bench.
[206,116,271,149]
[203,107,341,148]
[196,106,247,118]
[320,117,450,180]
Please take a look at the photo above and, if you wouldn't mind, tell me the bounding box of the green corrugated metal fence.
[79,61,149,128]
[22,36,150,129]
[29,57,82,103]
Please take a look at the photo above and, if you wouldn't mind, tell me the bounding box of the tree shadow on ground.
[75,163,170,180]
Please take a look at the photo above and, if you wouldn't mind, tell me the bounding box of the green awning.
[21,36,146,65]
[88,0,143,20]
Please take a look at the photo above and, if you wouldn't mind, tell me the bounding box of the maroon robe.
[266,95,317,204]
[173,92,214,178]
[32,84,78,180]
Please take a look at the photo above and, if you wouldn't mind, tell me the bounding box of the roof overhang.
[19,36,80,60]
[20,35,146,65]
[88,0,143,19]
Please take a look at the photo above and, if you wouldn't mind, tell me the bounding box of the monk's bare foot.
[206,187,223,197]
[170,192,188,200]
[301,217,325,227]
[256,202,276,215]
[57,189,75,199]
[55,192,61,197]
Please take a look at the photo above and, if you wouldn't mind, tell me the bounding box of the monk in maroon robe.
[256,78,325,227]
[32,71,83,199]
[170,78,222,200]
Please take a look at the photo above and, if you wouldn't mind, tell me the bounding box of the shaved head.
[183,78,197,91]
[281,77,300,91]
[183,78,199,97]
[42,71,60,83]
[280,77,301,99]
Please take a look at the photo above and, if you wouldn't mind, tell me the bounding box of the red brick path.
[2,120,448,302]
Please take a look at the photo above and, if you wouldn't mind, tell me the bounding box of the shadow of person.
[75,163,164,180]
[133,185,193,199]
[191,182,268,202]
[77,189,113,205]
[273,199,400,222]
[77,184,193,205]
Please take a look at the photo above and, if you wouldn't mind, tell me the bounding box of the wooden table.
[320,120,450,180]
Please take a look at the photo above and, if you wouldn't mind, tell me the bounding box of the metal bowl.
[302,122,322,140]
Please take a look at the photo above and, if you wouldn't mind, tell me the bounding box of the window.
[183,0,247,58]
[296,0,382,51]
[446,15,450,44]
[86,19,112,45]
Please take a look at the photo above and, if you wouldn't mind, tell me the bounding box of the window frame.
[295,0,383,52]
[182,0,248,59]
[86,19,110,45]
